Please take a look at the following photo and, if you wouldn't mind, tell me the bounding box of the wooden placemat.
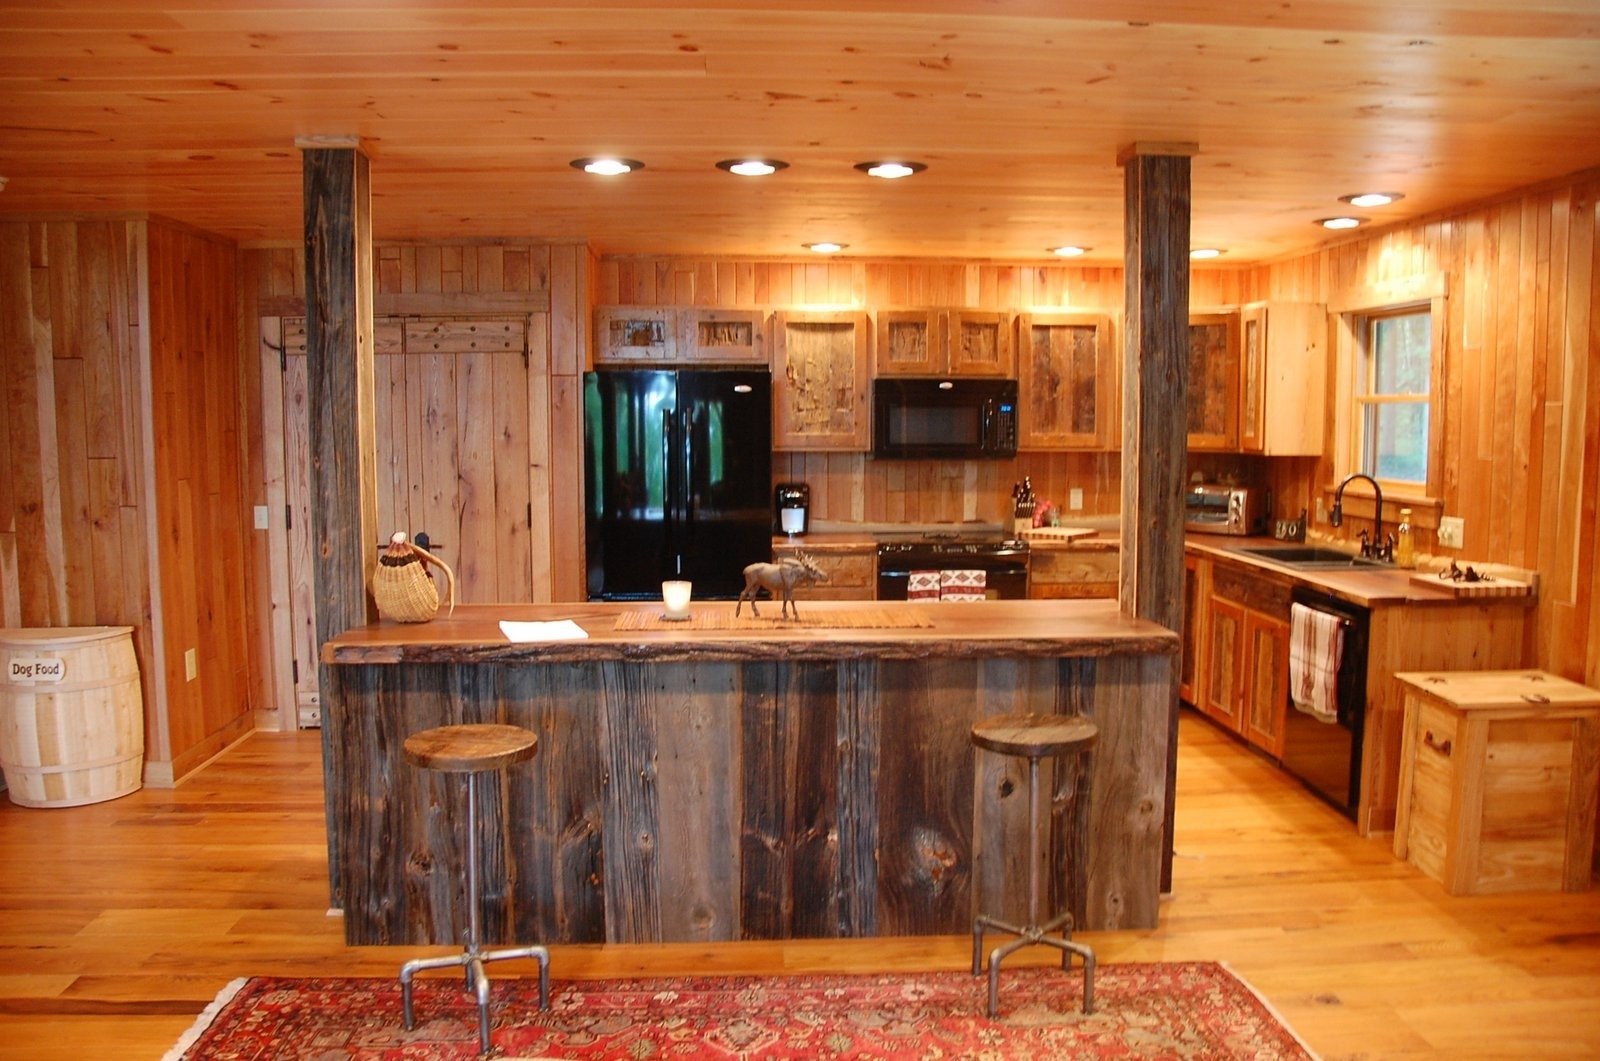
[614,607,935,631]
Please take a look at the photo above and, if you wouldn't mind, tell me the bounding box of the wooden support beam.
[1118,142,1195,893]
[301,143,378,905]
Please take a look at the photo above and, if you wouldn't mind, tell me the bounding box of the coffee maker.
[774,483,810,536]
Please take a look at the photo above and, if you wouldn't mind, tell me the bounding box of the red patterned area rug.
[166,962,1316,1060]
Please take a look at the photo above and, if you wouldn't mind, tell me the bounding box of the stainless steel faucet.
[1331,473,1390,561]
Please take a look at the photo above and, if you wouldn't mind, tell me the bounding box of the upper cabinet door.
[873,310,941,376]
[1017,313,1114,449]
[594,305,677,363]
[947,310,1015,377]
[681,308,769,363]
[772,310,871,451]
[1187,311,1240,451]
[1240,301,1327,457]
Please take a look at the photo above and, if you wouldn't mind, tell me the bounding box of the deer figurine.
[735,553,830,620]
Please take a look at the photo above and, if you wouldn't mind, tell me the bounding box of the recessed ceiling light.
[1050,246,1090,258]
[1190,248,1225,260]
[1318,216,1364,230]
[715,158,789,177]
[853,160,927,180]
[1340,192,1404,208]
[803,242,848,254]
[569,157,644,176]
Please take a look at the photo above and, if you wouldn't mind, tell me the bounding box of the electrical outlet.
[1069,488,1084,511]
[1438,515,1464,549]
[253,505,270,530]
[184,648,198,682]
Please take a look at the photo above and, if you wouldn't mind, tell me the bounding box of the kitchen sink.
[1232,545,1388,569]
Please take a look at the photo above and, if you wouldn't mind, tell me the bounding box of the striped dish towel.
[940,569,987,601]
[1289,602,1344,723]
[907,570,942,602]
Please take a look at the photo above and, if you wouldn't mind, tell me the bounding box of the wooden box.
[1393,670,1600,895]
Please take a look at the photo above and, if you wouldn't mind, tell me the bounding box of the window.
[1356,309,1431,486]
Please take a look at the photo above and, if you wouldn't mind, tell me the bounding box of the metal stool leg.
[973,750,1095,1018]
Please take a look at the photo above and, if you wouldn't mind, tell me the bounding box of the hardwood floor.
[1,712,1596,1059]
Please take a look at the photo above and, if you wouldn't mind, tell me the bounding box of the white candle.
[661,580,693,618]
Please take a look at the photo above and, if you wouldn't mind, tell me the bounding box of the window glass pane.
[1369,401,1429,483]
[1372,313,1430,395]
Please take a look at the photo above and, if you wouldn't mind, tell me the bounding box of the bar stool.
[399,723,550,1054]
[970,712,1098,1018]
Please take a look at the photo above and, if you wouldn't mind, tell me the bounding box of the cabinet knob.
[1422,730,1453,757]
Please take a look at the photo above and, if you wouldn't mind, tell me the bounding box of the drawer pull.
[1521,693,1551,704]
[1423,730,1453,757]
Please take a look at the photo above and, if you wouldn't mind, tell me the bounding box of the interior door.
[265,314,535,727]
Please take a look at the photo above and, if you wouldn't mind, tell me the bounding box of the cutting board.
[1021,526,1097,542]
[1409,567,1535,598]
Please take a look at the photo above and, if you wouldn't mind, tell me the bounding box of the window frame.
[1330,289,1447,517]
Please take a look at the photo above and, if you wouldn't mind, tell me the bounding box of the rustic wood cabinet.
[873,310,942,376]
[594,305,677,362]
[772,310,871,451]
[1180,553,1209,705]
[771,543,875,600]
[1194,556,1291,756]
[873,309,1014,378]
[681,308,768,363]
[1017,313,1115,449]
[1027,546,1118,599]
[1239,301,1326,456]
[1187,311,1240,451]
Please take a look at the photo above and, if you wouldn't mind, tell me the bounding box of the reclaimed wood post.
[1119,142,1196,893]
[300,137,379,904]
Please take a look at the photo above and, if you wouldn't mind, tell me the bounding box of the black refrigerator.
[584,368,772,600]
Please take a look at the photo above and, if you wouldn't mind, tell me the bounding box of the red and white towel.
[907,570,942,602]
[939,569,987,601]
[1289,602,1344,723]
[907,569,988,602]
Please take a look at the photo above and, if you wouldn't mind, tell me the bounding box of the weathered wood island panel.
[321,601,1178,946]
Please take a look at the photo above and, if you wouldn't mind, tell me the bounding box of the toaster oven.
[1184,484,1264,536]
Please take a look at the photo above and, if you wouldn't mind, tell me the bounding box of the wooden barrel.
[0,626,144,808]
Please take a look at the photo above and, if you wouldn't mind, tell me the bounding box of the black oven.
[872,378,1018,460]
[876,536,1030,600]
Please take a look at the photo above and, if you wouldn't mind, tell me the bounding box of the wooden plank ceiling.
[1,1,1597,262]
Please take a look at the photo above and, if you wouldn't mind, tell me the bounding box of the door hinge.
[527,502,533,528]
[285,504,293,531]
[291,658,299,684]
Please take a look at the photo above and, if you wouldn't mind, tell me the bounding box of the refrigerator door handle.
[681,409,696,527]
[662,407,677,533]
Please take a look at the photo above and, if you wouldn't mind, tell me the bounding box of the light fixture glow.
[1340,191,1404,208]
[1318,216,1363,230]
[569,157,644,176]
[716,158,789,177]
[1190,248,1225,260]
[1050,245,1089,258]
[854,160,927,179]
[803,242,847,254]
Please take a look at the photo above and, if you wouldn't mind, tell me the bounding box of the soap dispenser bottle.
[1395,507,1415,568]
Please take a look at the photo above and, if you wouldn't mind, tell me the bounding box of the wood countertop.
[1184,535,1536,608]
[323,599,1178,666]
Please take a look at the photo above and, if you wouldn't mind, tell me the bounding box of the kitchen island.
[320,600,1178,946]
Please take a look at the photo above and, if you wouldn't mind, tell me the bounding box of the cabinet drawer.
[1210,562,1291,616]
[1028,549,1117,600]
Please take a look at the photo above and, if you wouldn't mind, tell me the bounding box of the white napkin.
[498,619,589,642]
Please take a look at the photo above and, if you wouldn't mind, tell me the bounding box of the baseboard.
[143,713,257,788]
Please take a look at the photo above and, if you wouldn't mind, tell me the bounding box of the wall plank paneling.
[1258,169,1600,684]
[598,257,1244,525]
[1,218,251,784]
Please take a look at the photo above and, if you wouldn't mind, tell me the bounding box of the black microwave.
[872,378,1019,459]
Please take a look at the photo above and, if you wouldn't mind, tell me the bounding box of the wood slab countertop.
[323,599,1179,666]
[1184,535,1536,608]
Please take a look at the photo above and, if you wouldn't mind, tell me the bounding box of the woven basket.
[372,531,457,623]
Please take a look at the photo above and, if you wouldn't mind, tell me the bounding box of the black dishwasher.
[1279,587,1369,820]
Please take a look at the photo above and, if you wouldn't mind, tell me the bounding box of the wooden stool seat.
[970,713,1098,759]
[404,723,539,774]
[971,712,1098,1019]
[398,722,549,1053]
